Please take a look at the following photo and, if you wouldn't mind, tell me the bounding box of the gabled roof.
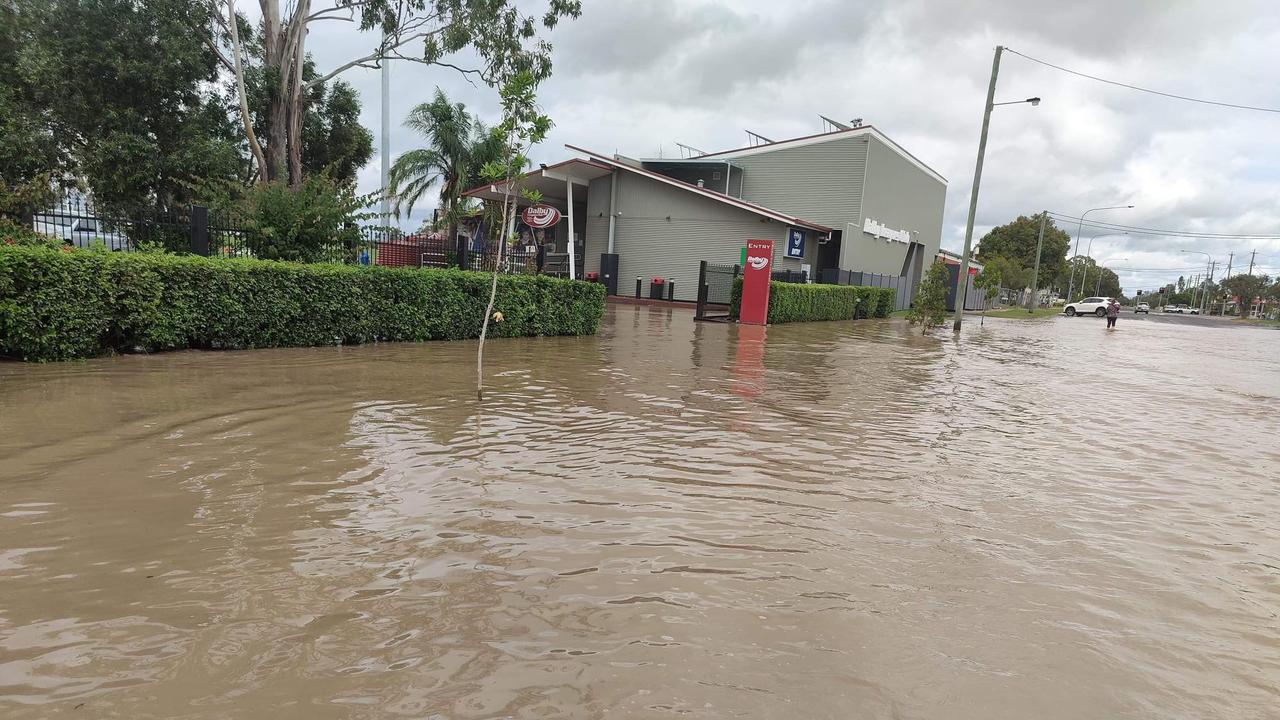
[690,125,947,186]
[564,145,833,233]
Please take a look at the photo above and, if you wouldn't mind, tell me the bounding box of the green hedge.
[0,246,605,361]
[730,278,896,323]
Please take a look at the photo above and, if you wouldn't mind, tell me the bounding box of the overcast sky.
[298,0,1280,291]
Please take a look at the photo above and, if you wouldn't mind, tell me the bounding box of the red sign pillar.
[739,239,774,325]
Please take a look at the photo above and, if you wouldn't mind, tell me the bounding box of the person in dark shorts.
[1106,299,1120,328]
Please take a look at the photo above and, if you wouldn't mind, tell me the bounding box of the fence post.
[189,205,209,256]
[695,261,708,319]
[456,235,469,270]
[635,277,642,299]
[668,279,675,301]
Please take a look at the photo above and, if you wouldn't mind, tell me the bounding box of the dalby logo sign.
[748,255,769,271]
[522,204,561,228]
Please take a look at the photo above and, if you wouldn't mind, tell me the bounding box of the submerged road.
[1,306,1277,719]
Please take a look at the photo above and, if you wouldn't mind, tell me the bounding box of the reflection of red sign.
[522,204,561,228]
[740,239,774,325]
[732,323,767,399]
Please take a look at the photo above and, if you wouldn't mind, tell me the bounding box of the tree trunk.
[260,0,286,182]
[286,11,306,188]
[265,101,288,181]
[226,0,267,183]
[287,65,304,188]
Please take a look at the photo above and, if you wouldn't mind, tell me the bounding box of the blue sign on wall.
[785,228,805,258]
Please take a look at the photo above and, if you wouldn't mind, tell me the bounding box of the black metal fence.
[695,260,740,320]
[33,198,194,253]
[26,198,577,277]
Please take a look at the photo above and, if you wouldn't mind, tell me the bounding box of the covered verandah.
[462,158,614,280]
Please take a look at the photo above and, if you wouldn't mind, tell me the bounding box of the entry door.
[817,230,842,273]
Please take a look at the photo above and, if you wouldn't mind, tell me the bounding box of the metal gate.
[695,260,740,321]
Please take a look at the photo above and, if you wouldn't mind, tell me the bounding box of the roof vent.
[851,118,863,127]
[697,179,704,188]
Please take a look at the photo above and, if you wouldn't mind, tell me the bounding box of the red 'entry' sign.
[739,239,774,325]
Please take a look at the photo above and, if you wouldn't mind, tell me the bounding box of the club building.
[464,122,947,303]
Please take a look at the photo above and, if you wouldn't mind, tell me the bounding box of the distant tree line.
[975,213,1124,302]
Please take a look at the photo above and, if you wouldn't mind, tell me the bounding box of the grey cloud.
[293,0,1280,290]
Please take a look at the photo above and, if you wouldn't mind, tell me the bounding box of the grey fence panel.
[815,268,912,311]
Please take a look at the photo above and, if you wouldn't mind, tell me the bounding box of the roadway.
[1061,310,1249,328]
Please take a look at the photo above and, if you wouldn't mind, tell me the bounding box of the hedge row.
[0,246,605,361]
[730,279,896,323]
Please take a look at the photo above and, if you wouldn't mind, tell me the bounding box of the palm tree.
[388,88,503,244]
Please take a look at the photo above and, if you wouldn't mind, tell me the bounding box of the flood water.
[1,306,1278,719]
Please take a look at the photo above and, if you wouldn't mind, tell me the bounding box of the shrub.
[0,217,62,249]
[729,279,895,323]
[0,246,605,361]
[907,260,949,333]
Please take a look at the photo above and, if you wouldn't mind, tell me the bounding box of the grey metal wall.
[729,135,868,233]
[583,170,799,302]
[850,135,947,276]
[583,174,612,276]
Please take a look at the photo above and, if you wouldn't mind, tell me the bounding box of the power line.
[1045,211,1280,240]
[1005,48,1280,115]
[1108,266,1212,272]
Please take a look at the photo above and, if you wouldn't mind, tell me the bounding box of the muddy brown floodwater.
[1,307,1278,719]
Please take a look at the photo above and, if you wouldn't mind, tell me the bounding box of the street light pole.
[1066,205,1133,302]
[1096,258,1126,296]
[1079,233,1126,298]
[953,47,1041,333]
[1026,212,1046,312]
[380,32,391,230]
[952,45,1003,334]
[1180,250,1213,314]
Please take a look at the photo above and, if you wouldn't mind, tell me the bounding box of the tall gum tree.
[207,0,581,187]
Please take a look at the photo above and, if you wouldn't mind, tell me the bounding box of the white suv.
[1063,297,1115,317]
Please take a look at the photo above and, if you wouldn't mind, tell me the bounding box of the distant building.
[936,248,989,311]
[464,124,947,302]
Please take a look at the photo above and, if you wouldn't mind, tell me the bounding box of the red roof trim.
[564,144,834,233]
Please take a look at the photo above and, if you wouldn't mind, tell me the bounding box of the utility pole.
[1202,260,1216,314]
[953,45,1002,334]
[1247,249,1257,276]
[1027,212,1046,312]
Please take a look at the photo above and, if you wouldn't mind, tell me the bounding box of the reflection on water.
[1,307,1278,719]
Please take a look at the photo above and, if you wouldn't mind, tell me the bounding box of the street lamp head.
[1027,97,1041,106]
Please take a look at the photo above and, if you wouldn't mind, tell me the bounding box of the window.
[76,219,100,232]
[712,171,721,180]
[1083,297,1101,303]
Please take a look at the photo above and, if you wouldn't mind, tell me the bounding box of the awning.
[461,158,613,208]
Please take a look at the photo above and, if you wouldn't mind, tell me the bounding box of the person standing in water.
[1106,298,1120,329]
